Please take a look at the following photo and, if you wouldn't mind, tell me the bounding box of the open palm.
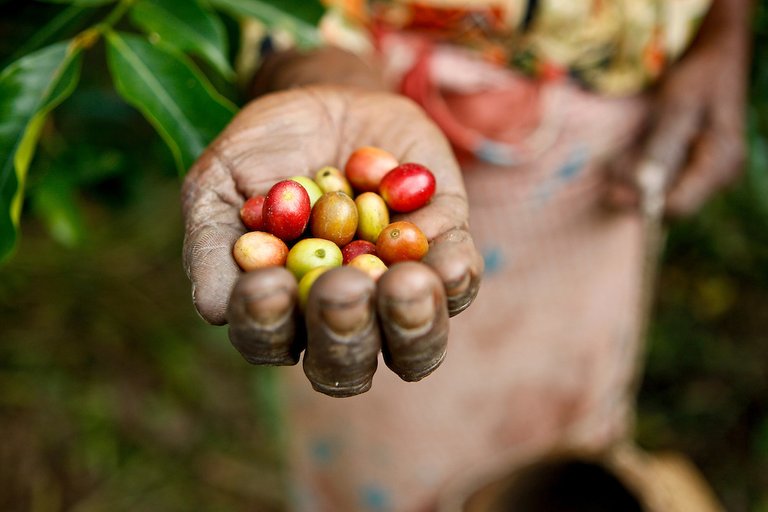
[182,86,483,397]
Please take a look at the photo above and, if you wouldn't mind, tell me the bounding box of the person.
[181,0,750,510]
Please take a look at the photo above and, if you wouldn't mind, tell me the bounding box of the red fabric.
[397,38,546,164]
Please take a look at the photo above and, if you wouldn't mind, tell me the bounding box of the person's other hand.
[606,0,750,217]
[182,86,483,397]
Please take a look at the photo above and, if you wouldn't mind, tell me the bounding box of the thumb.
[182,151,244,325]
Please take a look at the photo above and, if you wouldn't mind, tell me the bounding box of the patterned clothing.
[319,0,711,164]
[322,0,711,95]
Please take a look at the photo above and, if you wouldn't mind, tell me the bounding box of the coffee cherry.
[234,149,437,290]
[297,266,333,311]
[233,231,289,271]
[314,166,353,197]
[379,163,436,213]
[286,238,343,280]
[290,176,323,208]
[240,195,266,231]
[376,221,429,265]
[342,239,377,265]
[344,146,399,192]
[310,191,358,247]
[355,192,389,243]
[348,254,387,281]
[263,180,311,242]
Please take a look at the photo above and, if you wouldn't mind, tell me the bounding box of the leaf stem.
[100,0,136,31]
[72,0,136,50]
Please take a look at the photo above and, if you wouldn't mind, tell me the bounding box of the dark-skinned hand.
[606,0,749,217]
[182,86,483,397]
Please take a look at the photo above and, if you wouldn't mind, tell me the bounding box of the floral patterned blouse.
[321,0,712,95]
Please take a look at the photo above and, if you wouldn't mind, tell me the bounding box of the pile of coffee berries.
[232,147,436,308]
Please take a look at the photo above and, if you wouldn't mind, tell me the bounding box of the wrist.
[699,0,752,42]
[250,46,389,98]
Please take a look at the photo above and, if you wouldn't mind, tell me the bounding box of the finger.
[182,150,244,325]
[377,261,449,382]
[226,267,302,365]
[606,95,703,211]
[666,127,745,217]
[303,266,380,397]
[643,97,702,175]
[422,228,483,316]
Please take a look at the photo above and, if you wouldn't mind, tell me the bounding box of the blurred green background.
[1,1,767,511]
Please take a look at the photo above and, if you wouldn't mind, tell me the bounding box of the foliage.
[0,0,324,263]
[0,177,289,511]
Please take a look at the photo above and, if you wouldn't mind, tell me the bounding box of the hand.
[606,0,749,217]
[181,86,483,397]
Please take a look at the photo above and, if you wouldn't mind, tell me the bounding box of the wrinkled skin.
[182,86,483,396]
[605,0,750,216]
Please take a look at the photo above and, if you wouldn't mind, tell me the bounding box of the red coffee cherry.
[263,180,311,242]
[379,163,436,213]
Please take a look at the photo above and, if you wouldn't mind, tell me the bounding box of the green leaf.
[130,0,234,79]
[36,0,117,5]
[32,179,85,248]
[209,0,322,47]
[0,42,82,263]
[5,5,92,66]
[105,31,236,174]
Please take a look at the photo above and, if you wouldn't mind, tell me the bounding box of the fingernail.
[320,293,372,335]
[305,289,379,398]
[245,289,292,325]
[382,290,446,382]
[443,272,471,299]
[386,291,435,331]
[230,288,299,366]
[448,284,479,317]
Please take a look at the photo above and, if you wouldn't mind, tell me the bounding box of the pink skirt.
[279,59,652,511]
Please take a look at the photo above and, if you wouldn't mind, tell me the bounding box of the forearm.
[250,46,389,98]
[709,0,752,27]
[698,0,752,48]
[688,0,752,102]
